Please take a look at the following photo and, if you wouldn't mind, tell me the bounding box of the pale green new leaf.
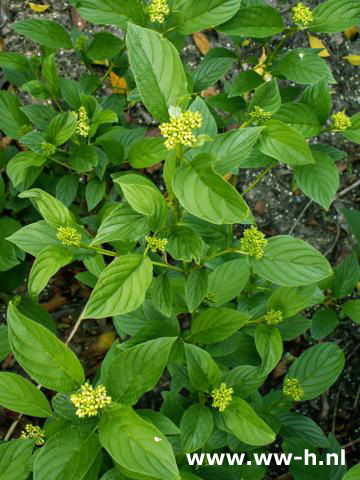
[251,235,333,286]
[173,154,251,225]
[102,337,176,404]
[126,23,187,122]
[0,372,52,417]
[7,302,85,392]
[28,246,72,300]
[99,405,179,480]
[83,254,153,319]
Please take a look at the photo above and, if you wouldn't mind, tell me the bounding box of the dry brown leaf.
[41,290,67,312]
[193,32,210,55]
[71,6,86,30]
[343,54,360,66]
[307,33,330,57]
[343,26,359,40]
[94,332,116,353]
[201,86,217,98]
[110,72,127,94]
[254,48,272,80]
[28,2,49,12]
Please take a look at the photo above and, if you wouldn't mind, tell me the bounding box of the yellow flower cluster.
[70,382,112,418]
[149,0,170,23]
[240,226,268,260]
[56,226,81,247]
[283,378,304,402]
[76,35,88,51]
[20,424,45,446]
[292,3,314,26]
[75,106,90,137]
[203,292,216,306]
[159,110,202,150]
[265,309,283,326]
[331,111,352,131]
[146,235,168,253]
[18,124,32,137]
[12,295,22,307]
[211,383,234,412]
[41,142,56,156]
[249,106,272,124]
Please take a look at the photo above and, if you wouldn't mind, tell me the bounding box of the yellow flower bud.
[249,106,272,124]
[20,424,45,445]
[159,110,202,150]
[75,106,90,137]
[149,0,170,23]
[283,378,304,402]
[70,382,112,418]
[265,309,283,326]
[56,226,81,247]
[211,383,234,412]
[240,226,268,260]
[331,111,352,131]
[292,3,314,27]
[145,235,168,253]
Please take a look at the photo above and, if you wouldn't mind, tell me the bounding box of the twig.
[331,385,341,434]
[342,438,360,449]
[4,414,22,441]
[337,178,360,198]
[241,164,275,196]
[324,221,341,257]
[289,200,313,235]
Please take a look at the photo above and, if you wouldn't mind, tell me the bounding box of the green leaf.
[166,225,205,264]
[271,48,335,85]
[310,308,339,339]
[87,32,124,61]
[56,175,79,207]
[152,273,173,317]
[138,409,180,436]
[129,137,170,168]
[114,174,169,230]
[221,397,276,446]
[102,337,176,403]
[251,235,333,286]
[185,343,221,392]
[310,0,360,33]
[189,96,217,137]
[12,19,72,49]
[273,103,321,138]
[343,463,360,480]
[91,204,148,246]
[189,308,249,344]
[185,269,208,313]
[249,78,281,115]
[74,0,145,29]
[126,23,188,122]
[255,325,283,375]
[286,342,345,401]
[229,70,264,97]
[333,252,359,299]
[0,372,52,417]
[0,439,34,480]
[34,425,101,480]
[85,178,106,211]
[0,91,28,139]
[208,258,251,306]
[343,207,360,244]
[99,405,179,480]
[173,153,251,225]
[46,112,77,146]
[267,285,317,318]
[28,246,73,300]
[343,112,360,144]
[258,120,314,166]
[193,48,236,92]
[278,314,311,341]
[294,149,339,209]
[42,53,59,96]
[18,189,76,229]
[278,412,330,448]
[21,104,57,131]
[0,325,11,362]
[22,80,50,100]
[0,52,31,73]
[342,299,360,324]
[6,151,46,189]
[7,302,85,392]
[69,145,98,173]
[177,0,241,34]
[83,254,153,319]
[180,404,214,453]
[223,365,266,398]
[302,78,332,124]
[218,5,284,37]
[7,221,60,257]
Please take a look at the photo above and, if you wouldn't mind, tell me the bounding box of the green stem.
[241,164,275,197]
[101,62,114,82]
[266,27,296,66]
[49,156,77,172]
[152,261,184,273]
[203,248,248,264]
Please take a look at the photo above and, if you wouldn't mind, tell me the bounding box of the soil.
[0,0,359,476]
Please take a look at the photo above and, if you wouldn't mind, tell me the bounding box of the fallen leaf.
[94,332,116,353]
[193,32,210,55]
[201,86,217,98]
[41,289,67,312]
[254,200,266,215]
[110,72,127,94]
[254,48,272,80]
[28,2,49,12]
[343,26,359,40]
[343,54,360,66]
[307,33,330,57]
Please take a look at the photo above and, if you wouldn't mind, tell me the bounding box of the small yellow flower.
[240,226,268,260]
[76,34,88,51]
[283,378,304,402]
[149,0,170,23]
[331,111,352,131]
[70,382,112,418]
[41,142,56,156]
[211,383,234,412]
[249,106,272,124]
[159,110,202,150]
[56,226,81,247]
[18,124,32,137]
[20,424,45,446]
[265,309,283,326]
[146,235,168,254]
[292,3,314,27]
[12,295,22,307]
[74,106,90,137]
[203,292,216,306]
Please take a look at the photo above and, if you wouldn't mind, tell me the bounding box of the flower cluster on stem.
[74,106,90,137]
[292,3,314,27]
[41,142,56,156]
[146,235,168,254]
[211,383,234,412]
[56,226,81,247]
[249,106,272,124]
[160,110,202,150]
[20,424,45,445]
[331,111,352,131]
[283,378,304,401]
[265,309,283,326]
[240,226,268,260]
[148,0,170,23]
[70,382,112,418]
